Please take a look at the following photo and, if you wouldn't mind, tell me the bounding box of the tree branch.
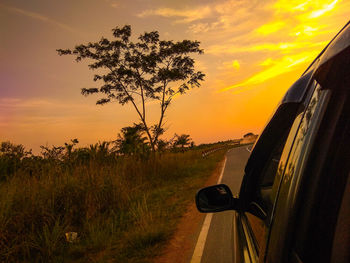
[108,66,155,151]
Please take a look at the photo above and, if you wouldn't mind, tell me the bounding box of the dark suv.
[196,21,350,263]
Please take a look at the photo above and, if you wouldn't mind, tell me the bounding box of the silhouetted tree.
[57,25,205,151]
[88,141,111,160]
[173,134,192,152]
[0,141,32,178]
[64,138,79,160]
[40,145,65,161]
[156,139,169,153]
[114,123,149,156]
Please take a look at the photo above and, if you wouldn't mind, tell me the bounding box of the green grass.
[0,149,226,262]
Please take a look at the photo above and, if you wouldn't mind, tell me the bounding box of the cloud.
[0,97,114,131]
[1,4,74,32]
[217,60,241,72]
[0,97,92,110]
[0,98,53,108]
[273,0,338,14]
[137,6,212,23]
[308,0,338,18]
[136,0,344,97]
[188,23,211,34]
[256,21,286,35]
[259,58,274,66]
[188,0,272,33]
[103,0,119,8]
[207,40,327,55]
[232,60,240,70]
[220,50,319,92]
[186,0,341,40]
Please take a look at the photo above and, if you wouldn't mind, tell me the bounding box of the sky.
[1,0,349,153]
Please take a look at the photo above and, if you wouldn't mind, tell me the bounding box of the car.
[195,21,350,263]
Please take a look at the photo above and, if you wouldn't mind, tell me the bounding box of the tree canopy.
[113,123,149,156]
[173,134,192,151]
[57,25,205,151]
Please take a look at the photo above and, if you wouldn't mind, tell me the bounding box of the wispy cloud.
[220,50,319,92]
[219,60,241,71]
[256,21,286,35]
[103,0,119,9]
[207,41,327,55]
[0,98,92,110]
[232,60,240,70]
[0,97,111,130]
[308,0,339,18]
[1,4,74,32]
[274,0,339,16]
[137,6,212,23]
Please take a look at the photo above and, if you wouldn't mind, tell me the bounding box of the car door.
[233,70,318,263]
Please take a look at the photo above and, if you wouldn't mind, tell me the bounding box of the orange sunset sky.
[1,0,349,153]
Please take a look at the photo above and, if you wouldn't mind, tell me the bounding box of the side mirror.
[195,184,239,213]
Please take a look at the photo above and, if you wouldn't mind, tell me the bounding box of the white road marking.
[190,156,227,263]
[217,156,227,184]
[246,146,252,153]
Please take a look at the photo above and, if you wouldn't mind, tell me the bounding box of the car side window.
[266,81,332,262]
[242,96,314,255]
[243,80,321,257]
[244,127,293,253]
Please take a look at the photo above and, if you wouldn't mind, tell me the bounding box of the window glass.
[243,97,312,254]
[266,81,331,262]
[244,80,322,256]
[244,127,293,253]
[272,84,328,211]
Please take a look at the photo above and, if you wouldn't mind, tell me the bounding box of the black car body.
[196,21,350,263]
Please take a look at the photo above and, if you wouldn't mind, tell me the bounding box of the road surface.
[192,146,251,263]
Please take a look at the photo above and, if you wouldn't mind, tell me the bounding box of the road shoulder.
[154,158,226,263]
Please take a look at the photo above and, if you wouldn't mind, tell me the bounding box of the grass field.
[0,145,227,262]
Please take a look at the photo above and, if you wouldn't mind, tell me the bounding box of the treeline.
[0,126,197,181]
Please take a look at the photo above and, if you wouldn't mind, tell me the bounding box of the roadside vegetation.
[0,139,230,262]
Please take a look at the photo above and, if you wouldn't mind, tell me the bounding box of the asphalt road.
[199,146,251,263]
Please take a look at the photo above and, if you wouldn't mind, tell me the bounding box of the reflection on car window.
[268,81,331,261]
[243,91,312,255]
[244,80,331,258]
[270,81,323,205]
[280,84,328,187]
[245,127,292,254]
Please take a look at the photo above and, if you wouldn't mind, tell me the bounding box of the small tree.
[156,139,169,153]
[64,138,79,160]
[114,123,149,156]
[40,145,65,160]
[173,134,192,152]
[57,25,205,151]
[0,141,32,178]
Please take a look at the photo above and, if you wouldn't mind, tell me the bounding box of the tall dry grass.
[0,148,226,262]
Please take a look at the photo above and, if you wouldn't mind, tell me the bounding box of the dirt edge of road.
[154,157,226,263]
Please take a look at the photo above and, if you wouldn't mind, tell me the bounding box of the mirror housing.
[195,184,240,213]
